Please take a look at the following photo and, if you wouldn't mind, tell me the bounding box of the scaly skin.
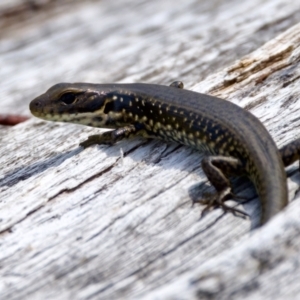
[30,81,300,225]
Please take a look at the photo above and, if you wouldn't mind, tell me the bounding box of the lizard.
[29,81,300,225]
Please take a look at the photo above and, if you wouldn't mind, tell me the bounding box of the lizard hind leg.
[279,137,300,171]
[196,155,248,218]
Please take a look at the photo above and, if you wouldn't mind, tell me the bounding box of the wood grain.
[1,0,300,299]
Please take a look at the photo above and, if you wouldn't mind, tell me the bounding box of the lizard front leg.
[80,123,145,148]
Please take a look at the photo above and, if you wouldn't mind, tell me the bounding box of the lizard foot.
[193,187,248,219]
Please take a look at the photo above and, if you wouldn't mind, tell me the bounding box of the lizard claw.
[193,188,249,219]
[79,134,114,148]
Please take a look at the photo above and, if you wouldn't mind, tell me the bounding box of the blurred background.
[2,0,300,117]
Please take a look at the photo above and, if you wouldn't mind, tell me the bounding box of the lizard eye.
[60,92,76,105]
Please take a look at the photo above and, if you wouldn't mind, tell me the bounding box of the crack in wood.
[0,148,82,188]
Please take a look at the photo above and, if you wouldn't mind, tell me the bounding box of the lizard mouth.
[29,97,69,121]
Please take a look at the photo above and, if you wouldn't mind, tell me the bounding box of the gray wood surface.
[1,0,300,299]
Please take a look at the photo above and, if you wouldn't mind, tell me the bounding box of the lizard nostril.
[29,99,43,113]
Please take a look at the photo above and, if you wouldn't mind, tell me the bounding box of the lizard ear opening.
[104,101,115,114]
[60,92,76,105]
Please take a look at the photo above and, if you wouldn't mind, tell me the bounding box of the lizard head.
[29,83,121,128]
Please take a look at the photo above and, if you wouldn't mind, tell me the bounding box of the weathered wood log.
[1,0,300,299]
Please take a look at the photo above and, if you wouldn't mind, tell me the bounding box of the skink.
[29,81,300,225]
